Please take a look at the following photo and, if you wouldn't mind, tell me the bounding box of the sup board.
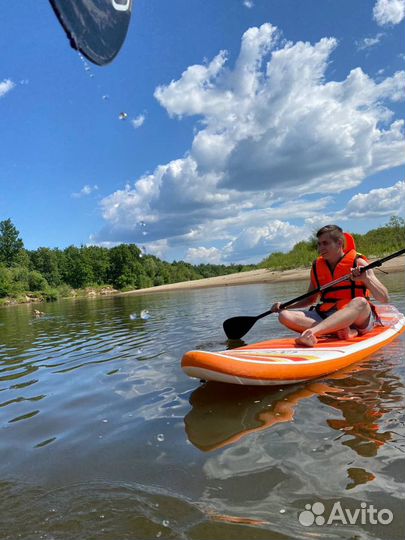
[182,305,405,386]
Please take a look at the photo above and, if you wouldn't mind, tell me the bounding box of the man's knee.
[349,297,369,313]
[279,310,291,325]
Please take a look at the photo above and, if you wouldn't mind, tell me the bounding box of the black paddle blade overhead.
[49,0,132,65]
[223,316,258,340]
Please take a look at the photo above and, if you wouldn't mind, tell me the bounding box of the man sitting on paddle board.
[271,225,389,347]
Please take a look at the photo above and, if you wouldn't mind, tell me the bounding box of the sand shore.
[120,255,404,296]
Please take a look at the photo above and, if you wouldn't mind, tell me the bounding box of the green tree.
[109,244,143,288]
[28,270,49,292]
[0,219,24,267]
[10,266,29,294]
[29,247,62,286]
[83,246,111,285]
[62,246,94,288]
[385,216,405,247]
[0,265,12,297]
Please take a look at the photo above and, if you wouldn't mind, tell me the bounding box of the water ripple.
[0,277,403,540]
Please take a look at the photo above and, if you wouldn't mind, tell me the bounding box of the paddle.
[223,247,405,340]
[49,0,132,65]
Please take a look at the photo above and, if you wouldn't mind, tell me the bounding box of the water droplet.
[157,434,165,442]
[119,112,128,120]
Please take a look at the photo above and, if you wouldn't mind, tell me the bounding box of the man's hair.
[316,224,345,244]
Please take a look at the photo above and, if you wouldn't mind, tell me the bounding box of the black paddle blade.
[49,0,132,65]
[223,316,258,340]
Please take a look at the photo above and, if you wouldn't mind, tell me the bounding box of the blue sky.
[1,0,404,264]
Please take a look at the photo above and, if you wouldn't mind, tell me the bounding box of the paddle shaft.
[255,247,405,321]
[222,247,405,339]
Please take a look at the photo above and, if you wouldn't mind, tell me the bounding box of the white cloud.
[357,33,384,50]
[222,220,305,262]
[154,24,404,195]
[185,246,223,264]
[336,180,405,218]
[181,221,307,264]
[373,0,405,25]
[94,23,405,263]
[87,238,118,248]
[0,79,15,98]
[142,239,169,260]
[131,114,146,129]
[179,175,404,263]
[72,184,99,198]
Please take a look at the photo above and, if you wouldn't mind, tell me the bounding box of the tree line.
[0,217,403,303]
[0,219,248,302]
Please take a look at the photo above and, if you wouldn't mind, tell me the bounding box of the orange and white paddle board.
[182,305,405,385]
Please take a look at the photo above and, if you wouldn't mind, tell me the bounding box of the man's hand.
[350,266,364,280]
[350,263,370,284]
[271,302,283,313]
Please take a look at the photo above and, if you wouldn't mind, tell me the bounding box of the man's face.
[317,233,342,260]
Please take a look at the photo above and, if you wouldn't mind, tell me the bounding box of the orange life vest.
[310,233,373,316]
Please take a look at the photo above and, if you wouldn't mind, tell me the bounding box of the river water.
[0,273,404,540]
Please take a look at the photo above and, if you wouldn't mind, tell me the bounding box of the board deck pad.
[182,305,405,385]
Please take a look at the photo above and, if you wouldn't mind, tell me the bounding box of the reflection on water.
[0,275,404,539]
[185,380,342,452]
[185,344,405,487]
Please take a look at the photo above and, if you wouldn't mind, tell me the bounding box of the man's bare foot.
[295,329,318,347]
[336,327,358,340]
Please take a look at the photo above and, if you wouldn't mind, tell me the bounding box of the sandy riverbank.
[120,255,405,296]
